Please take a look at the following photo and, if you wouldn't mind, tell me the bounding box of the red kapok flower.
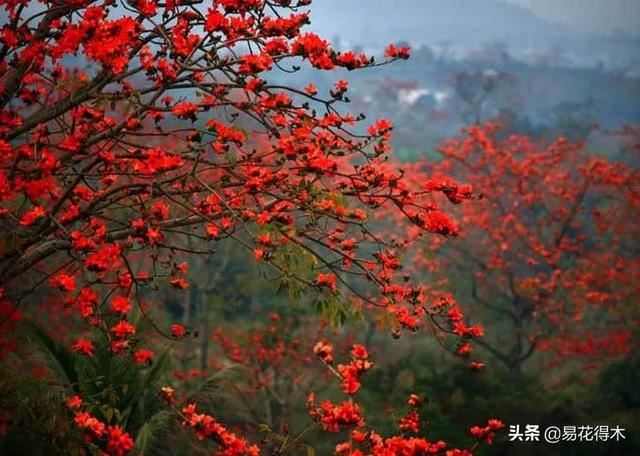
[110,320,136,338]
[398,410,421,433]
[316,273,337,292]
[106,425,134,456]
[171,323,187,338]
[351,344,369,360]
[73,411,105,438]
[169,278,188,289]
[65,396,83,409]
[313,341,334,365]
[407,394,422,407]
[50,272,76,292]
[133,348,154,365]
[160,386,175,403]
[20,206,46,226]
[109,295,132,315]
[72,338,95,357]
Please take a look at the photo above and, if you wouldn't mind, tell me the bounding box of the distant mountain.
[305,0,639,67]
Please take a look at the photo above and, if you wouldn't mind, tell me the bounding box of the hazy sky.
[504,0,640,34]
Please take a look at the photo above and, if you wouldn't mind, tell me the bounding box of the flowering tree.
[207,312,342,429]
[0,0,479,354]
[403,124,640,372]
[0,0,492,454]
[157,341,504,455]
[306,341,504,455]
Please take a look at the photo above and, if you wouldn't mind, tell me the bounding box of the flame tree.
[404,124,640,373]
[0,0,495,454]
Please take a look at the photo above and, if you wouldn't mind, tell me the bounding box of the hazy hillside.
[307,0,639,67]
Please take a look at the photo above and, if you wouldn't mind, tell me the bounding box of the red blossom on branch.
[308,342,504,454]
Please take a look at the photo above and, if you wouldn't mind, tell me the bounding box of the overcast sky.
[504,0,640,34]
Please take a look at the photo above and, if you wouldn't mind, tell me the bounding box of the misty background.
[307,0,639,67]
[265,0,640,156]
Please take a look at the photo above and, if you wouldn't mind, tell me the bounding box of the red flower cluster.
[68,399,134,456]
[469,419,505,444]
[308,342,504,455]
[171,323,187,338]
[412,123,640,371]
[109,296,132,315]
[368,435,447,455]
[307,394,365,432]
[73,411,105,439]
[72,338,95,357]
[211,313,338,397]
[313,340,334,365]
[397,409,421,433]
[0,1,503,452]
[315,273,337,292]
[384,44,411,59]
[105,425,136,456]
[181,403,260,455]
[336,344,374,395]
[50,272,76,292]
[133,348,154,365]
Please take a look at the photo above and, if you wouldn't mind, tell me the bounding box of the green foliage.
[132,411,175,456]
[188,364,247,405]
[273,243,318,297]
[0,371,79,455]
[598,358,640,410]
[0,322,176,454]
[313,293,353,329]
[357,342,640,456]
[26,322,80,391]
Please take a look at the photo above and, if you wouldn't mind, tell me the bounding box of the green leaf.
[102,406,114,422]
[121,343,172,427]
[25,322,79,391]
[190,364,246,400]
[133,411,174,456]
[314,294,350,328]
[139,343,172,398]
[134,422,153,456]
